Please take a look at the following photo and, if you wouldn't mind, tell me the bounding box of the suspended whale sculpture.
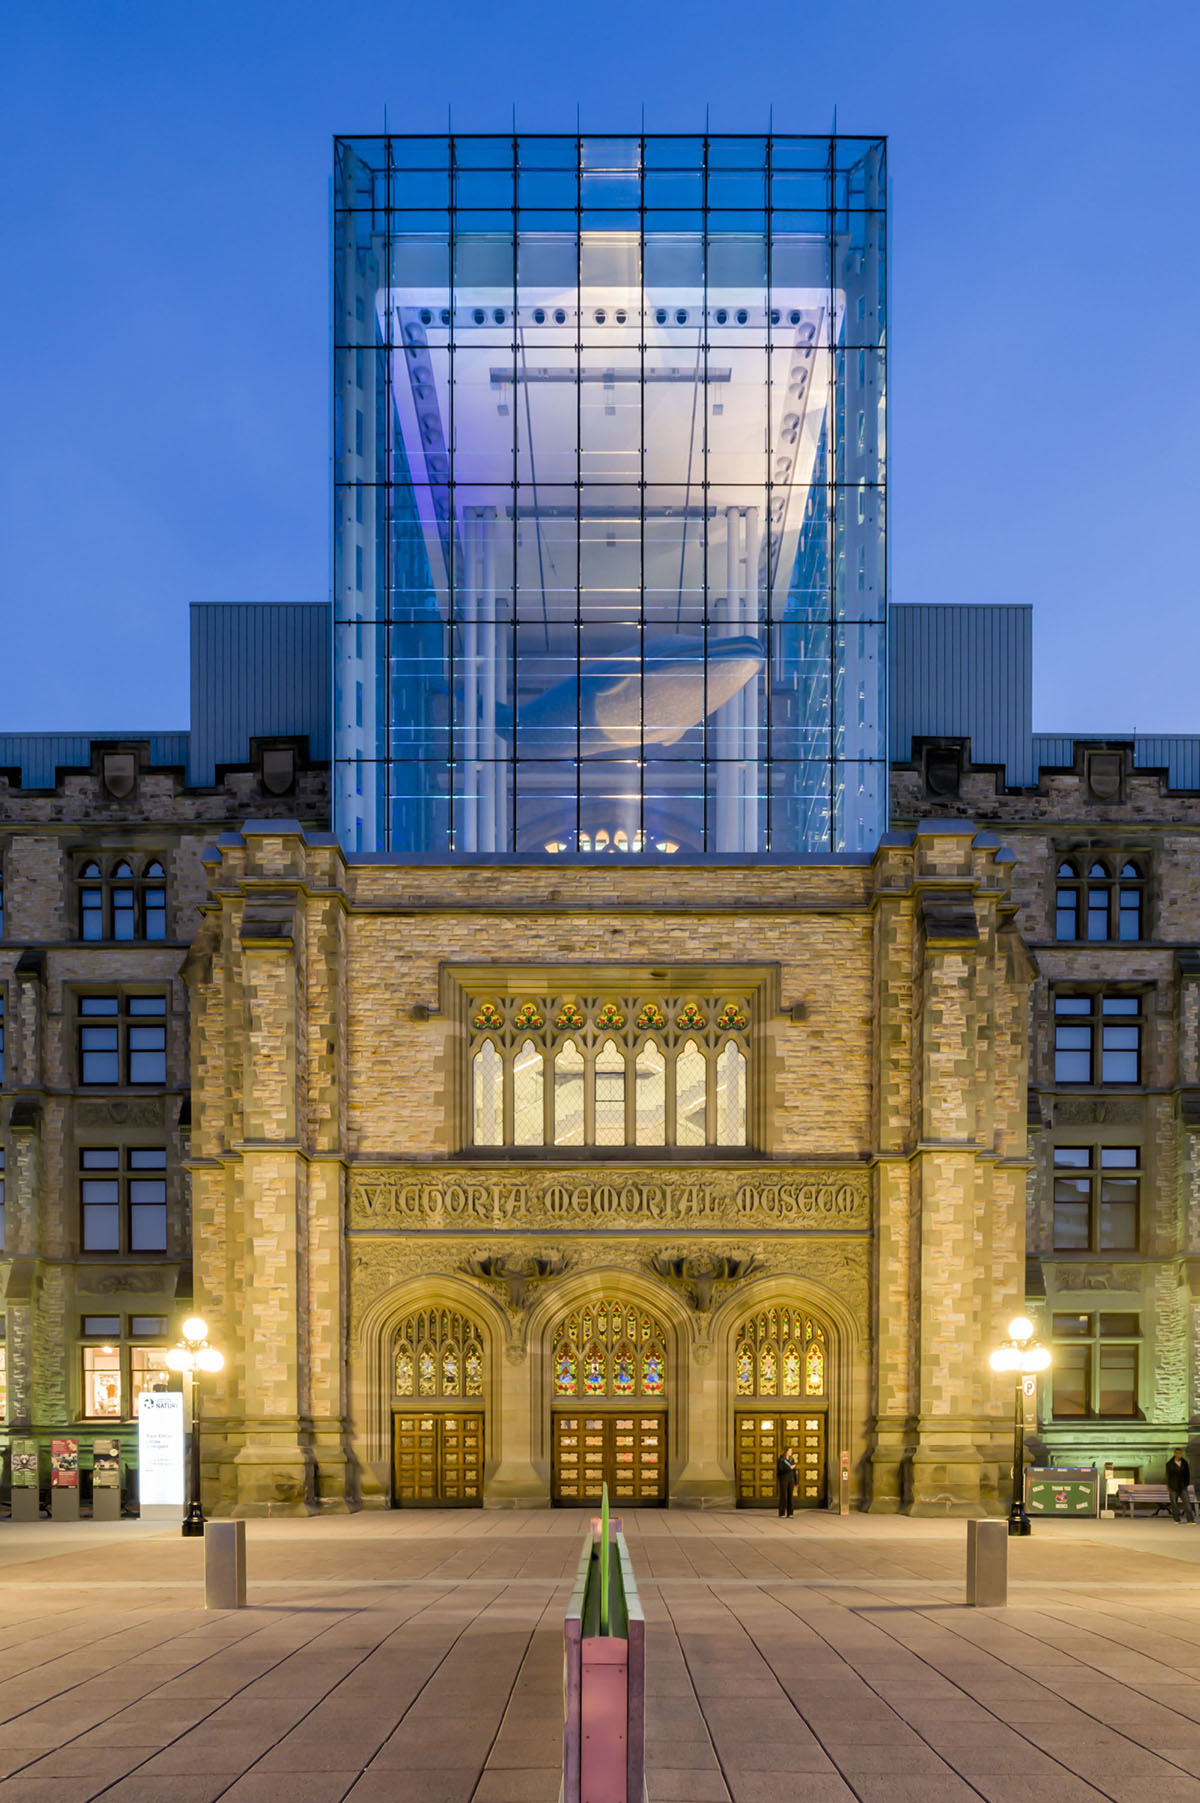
[495,634,766,755]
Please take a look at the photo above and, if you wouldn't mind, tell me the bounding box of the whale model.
[494,633,765,755]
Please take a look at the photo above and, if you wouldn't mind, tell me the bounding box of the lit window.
[0,1317,6,1421]
[1055,857,1144,943]
[81,1316,169,1418]
[77,858,167,942]
[1054,993,1142,1085]
[80,1147,168,1254]
[1052,1146,1139,1252]
[734,1307,825,1398]
[77,994,167,1087]
[551,1300,667,1398]
[1051,1312,1140,1419]
[393,1308,485,1399]
[467,989,752,1150]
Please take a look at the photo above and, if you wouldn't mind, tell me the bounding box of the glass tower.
[333,133,885,858]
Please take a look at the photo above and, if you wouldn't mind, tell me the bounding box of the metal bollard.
[965,1518,1007,1607]
[204,1520,247,1610]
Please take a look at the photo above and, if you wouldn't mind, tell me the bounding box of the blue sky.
[1,1,1195,733]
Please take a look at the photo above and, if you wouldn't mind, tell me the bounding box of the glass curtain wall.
[333,133,886,857]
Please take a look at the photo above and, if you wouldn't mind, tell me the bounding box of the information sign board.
[137,1391,184,1512]
[51,1438,79,1488]
[11,1438,38,1488]
[92,1438,121,1489]
[1025,1466,1101,1517]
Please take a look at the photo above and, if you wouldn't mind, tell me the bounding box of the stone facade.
[895,737,1200,1483]
[0,740,328,1493]
[184,820,1031,1515]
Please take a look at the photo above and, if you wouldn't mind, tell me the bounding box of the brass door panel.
[735,1411,826,1508]
[552,1412,667,1507]
[393,1411,484,1507]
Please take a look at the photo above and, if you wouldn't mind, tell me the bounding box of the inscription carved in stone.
[347,1165,872,1232]
[75,1100,165,1128]
[1052,1097,1142,1127]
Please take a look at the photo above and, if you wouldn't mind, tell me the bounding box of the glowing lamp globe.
[989,1346,1018,1373]
[165,1346,190,1373]
[1026,1345,1051,1372]
[196,1346,224,1374]
[181,1317,208,1343]
[1007,1316,1034,1343]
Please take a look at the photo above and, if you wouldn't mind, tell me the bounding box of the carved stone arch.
[354,1274,509,1473]
[525,1266,696,1479]
[708,1271,865,1505]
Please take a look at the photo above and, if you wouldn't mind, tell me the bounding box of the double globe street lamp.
[165,1316,224,1538]
[989,1315,1051,1537]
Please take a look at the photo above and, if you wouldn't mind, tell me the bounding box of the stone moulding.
[347,1165,872,1232]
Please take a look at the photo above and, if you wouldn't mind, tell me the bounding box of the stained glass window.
[736,1341,754,1395]
[733,1308,827,1401]
[583,1344,607,1395]
[551,1299,669,1397]
[466,987,751,1149]
[394,1309,487,1399]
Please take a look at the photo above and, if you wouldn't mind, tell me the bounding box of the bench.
[1116,1483,1197,1518]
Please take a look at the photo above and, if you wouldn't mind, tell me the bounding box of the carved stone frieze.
[348,1164,871,1233]
[1051,1097,1142,1127]
[75,1099,166,1128]
[348,1232,870,1332]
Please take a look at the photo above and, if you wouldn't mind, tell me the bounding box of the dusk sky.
[2,1,1195,735]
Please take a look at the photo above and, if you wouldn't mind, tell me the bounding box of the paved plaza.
[2,1511,1200,1801]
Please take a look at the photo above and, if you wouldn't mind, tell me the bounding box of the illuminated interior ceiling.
[387,256,843,640]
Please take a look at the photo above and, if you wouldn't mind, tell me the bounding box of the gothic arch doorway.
[391,1305,487,1507]
[548,1297,669,1506]
[731,1304,829,1508]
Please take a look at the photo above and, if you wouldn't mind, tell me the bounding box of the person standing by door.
[1166,1449,1196,1521]
[777,1446,797,1518]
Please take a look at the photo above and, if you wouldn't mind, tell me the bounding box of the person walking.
[1166,1449,1196,1522]
[777,1446,798,1518]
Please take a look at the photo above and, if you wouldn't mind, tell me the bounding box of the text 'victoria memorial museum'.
[3,132,1200,1517]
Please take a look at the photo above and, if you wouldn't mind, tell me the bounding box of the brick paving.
[2,1511,1200,1800]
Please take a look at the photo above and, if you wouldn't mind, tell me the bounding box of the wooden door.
[735,1411,826,1508]
[552,1412,667,1506]
[392,1411,484,1506]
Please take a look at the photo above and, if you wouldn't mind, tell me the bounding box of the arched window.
[1056,854,1145,943]
[466,989,752,1150]
[394,1308,486,1399]
[552,1298,669,1398]
[733,1307,826,1399]
[512,1039,544,1144]
[77,856,167,943]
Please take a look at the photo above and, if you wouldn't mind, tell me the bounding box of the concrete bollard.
[965,1518,1007,1607]
[204,1520,247,1610]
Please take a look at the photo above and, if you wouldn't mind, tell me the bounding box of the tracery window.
[1055,857,1144,943]
[734,1307,826,1398]
[552,1300,668,1399]
[393,1308,485,1399]
[78,857,167,942]
[468,990,751,1149]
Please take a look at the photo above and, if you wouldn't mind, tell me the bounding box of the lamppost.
[165,1316,223,1539]
[989,1314,1051,1537]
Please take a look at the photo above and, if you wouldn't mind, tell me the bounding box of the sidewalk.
[1,1509,1200,1800]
